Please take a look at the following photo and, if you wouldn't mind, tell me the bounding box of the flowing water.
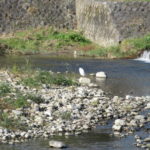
[0,54,150,150]
[135,50,150,63]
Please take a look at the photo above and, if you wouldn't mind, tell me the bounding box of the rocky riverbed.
[0,70,150,149]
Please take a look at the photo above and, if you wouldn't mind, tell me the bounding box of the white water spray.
[135,51,150,63]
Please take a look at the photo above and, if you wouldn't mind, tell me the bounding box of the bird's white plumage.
[79,67,85,76]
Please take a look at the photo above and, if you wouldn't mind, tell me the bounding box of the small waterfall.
[135,50,150,63]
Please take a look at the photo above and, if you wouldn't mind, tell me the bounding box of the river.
[0,54,149,150]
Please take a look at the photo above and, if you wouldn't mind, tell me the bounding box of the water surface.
[0,55,150,96]
[0,55,150,150]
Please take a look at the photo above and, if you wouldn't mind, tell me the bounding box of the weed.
[0,112,27,130]
[60,111,71,120]
[0,27,91,54]
[0,83,11,96]
[26,94,44,104]
[22,71,77,87]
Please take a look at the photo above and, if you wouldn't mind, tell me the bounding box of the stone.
[96,72,107,78]
[79,77,91,85]
[49,140,67,148]
[112,124,122,131]
[144,137,150,142]
[134,115,145,122]
[114,119,126,126]
[12,110,22,116]
[145,103,150,109]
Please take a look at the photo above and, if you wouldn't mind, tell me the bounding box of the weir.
[135,51,150,63]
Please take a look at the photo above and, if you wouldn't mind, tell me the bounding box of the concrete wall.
[76,0,150,46]
[0,0,76,33]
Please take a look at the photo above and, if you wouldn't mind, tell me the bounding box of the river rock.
[134,115,145,123]
[144,137,150,142]
[49,140,67,148]
[79,77,91,85]
[96,72,107,78]
[112,125,122,131]
[12,110,22,116]
[145,103,150,109]
[114,119,126,126]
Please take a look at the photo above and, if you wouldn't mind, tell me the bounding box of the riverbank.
[0,69,150,149]
[0,27,150,59]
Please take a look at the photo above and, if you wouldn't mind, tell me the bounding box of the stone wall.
[0,0,150,46]
[76,0,150,46]
[0,0,76,33]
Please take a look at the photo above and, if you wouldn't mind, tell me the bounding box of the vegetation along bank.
[0,27,150,58]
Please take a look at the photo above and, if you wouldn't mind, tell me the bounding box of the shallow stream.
[0,54,149,150]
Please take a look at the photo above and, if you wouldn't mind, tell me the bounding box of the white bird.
[79,67,85,76]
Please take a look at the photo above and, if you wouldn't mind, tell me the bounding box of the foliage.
[60,111,71,120]
[0,83,11,96]
[0,112,27,130]
[85,34,150,58]
[26,94,44,104]
[0,27,91,54]
[4,94,29,109]
[22,71,77,87]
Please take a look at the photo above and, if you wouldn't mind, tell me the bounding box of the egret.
[79,67,85,76]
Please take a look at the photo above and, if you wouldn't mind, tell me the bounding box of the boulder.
[144,137,150,142]
[134,115,145,123]
[112,124,122,131]
[114,119,126,126]
[145,103,150,109]
[96,72,107,78]
[49,140,67,148]
[79,77,91,85]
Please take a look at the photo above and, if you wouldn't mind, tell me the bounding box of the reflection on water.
[1,54,150,96]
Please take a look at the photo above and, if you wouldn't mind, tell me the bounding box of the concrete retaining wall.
[76,0,150,46]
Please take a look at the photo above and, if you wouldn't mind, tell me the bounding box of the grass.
[0,112,27,130]
[0,27,91,54]
[22,71,77,87]
[0,83,11,96]
[0,26,149,58]
[85,34,150,58]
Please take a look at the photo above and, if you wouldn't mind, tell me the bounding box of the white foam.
[135,51,150,63]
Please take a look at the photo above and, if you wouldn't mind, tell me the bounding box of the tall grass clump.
[0,83,11,96]
[22,71,77,88]
[0,112,27,130]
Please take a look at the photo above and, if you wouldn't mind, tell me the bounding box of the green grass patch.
[22,71,77,87]
[4,94,29,109]
[0,112,27,130]
[0,83,11,96]
[0,27,91,54]
[85,34,150,58]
